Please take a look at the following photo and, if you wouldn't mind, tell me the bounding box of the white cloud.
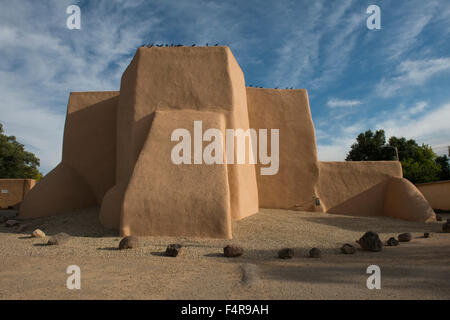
[376,58,450,97]
[317,100,450,161]
[327,99,362,108]
[0,1,159,173]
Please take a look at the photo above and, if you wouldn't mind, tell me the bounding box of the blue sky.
[1,0,449,174]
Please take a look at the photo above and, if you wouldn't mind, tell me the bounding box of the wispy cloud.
[327,99,362,108]
[316,100,450,161]
[376,58,450,97]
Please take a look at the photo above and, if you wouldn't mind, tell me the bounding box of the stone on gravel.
[47,233,70,245]
[32,229,46,238]
[423,232,431,238]
[278,248,294,259]
[223,245,244,257]
[398,233,412,242]
[165,244,183,257]
[340,243,356,254]
[357,231,383,252]
[387,237,399,246]
[119,236,139,249]
[309,247,321,258]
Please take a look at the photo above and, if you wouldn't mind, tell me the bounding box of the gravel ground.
[0,207,449,299]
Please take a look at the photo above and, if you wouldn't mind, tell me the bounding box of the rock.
[309,248,321,258]
[165,244,183,257]
[423,232,431,238]
[357,231,383,252]
[387,237,399,246]
[47,233,70,245]
[398,233,412,242]
[278,248,294,259]
[223,245,244,257]
[340,243,356,254]
[5,220,20,227]
[32,229,46,238]
[119,236,139,249]
[0,216,7,223]
[443,222,450,233]
[436,215,443,221]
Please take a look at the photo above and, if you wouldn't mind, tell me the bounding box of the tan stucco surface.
[317,161,435,222]
[121,110,231,238]
[384,177,436,222]
[100,47,258,236]
[246,88,319,211]
[0,179,35,209]
[416,180,450,210]
[19,91,119,218]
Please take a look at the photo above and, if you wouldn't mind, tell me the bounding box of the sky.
[0,0,449,174]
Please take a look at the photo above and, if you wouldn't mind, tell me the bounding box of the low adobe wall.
[317,161,435,222]
[19,91,119,219]
[416,180,450,210]
[0,179,35,209]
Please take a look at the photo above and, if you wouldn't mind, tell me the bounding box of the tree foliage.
[0,123,42,180]
[346,129,446,184]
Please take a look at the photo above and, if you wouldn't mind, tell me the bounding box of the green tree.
[346,129,396,161]
[436,155,450,180]
[0,123,42,180]
[346,129,442,184]
[399,144,441,183]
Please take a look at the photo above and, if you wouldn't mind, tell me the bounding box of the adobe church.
[18,46,435,238]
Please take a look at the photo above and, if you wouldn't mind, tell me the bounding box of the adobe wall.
[317,161,435,222]
[317,161,402,215]
[416,180,450,210]
[121,110,232,238]
[100,47,259,237]
[384,177,436,222]
[0,179,35,209]
[19,92,119,219]
[246,88,319,211]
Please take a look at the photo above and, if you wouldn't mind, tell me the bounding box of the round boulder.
[32,229,46,238]
[278,248,294,259]
[398,233,412,242]
[223,245,244,257]
[357,231,383,252]
[119,236,139,250]
[340,243,356,254]
[309,248,321,258]
[386,237,399,246]
[165,244,183,257]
